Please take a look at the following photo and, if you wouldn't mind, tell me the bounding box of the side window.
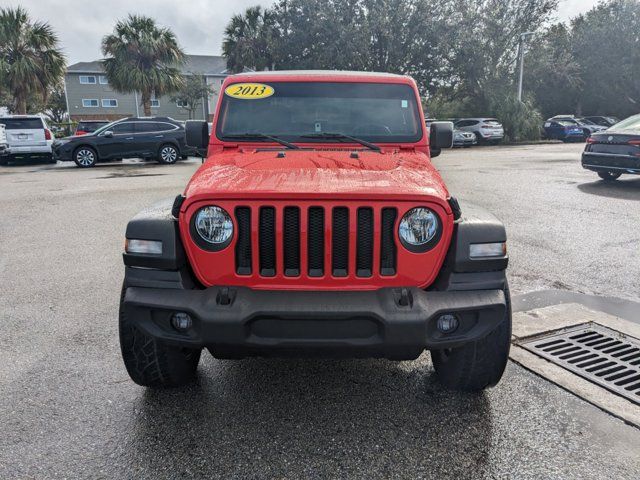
[111,123,135,134]
[134,122,161,133]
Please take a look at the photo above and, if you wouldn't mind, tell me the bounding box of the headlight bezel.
[189,205,234,251]
[398,207,442,253]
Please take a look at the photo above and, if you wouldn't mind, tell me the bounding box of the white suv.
[454,118,505,144]
[0,124,8,157]
[0,115,55,165]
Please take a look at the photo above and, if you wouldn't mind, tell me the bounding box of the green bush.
[488,93,542,143]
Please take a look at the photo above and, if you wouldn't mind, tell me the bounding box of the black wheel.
[431,284,511,391]
[119,285,201,387]
[73,146,98,168]
[0,156,8,166]
[157,144,179,164]
[597,171,621,182]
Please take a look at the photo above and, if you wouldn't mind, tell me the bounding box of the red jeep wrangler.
[120,71,510,391]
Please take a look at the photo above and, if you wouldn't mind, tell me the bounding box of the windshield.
[610,114,640,131]
[0,118,43,130]
[92,120,119,136]
[216,81,423,144]
[77,122,108,133]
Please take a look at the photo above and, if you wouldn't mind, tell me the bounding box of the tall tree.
[525,23,582,118]
[102,15,185,116]
[0,7,65,114]
[570,0,640,117]
[170,74,213,119]
[222,6,278,73]
[44,84,68,124]
[441,0,559,115]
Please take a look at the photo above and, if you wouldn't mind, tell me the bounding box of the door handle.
[125,137,134,140]
[154,135,164,138]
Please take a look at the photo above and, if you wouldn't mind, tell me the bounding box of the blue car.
[543,119,585,142]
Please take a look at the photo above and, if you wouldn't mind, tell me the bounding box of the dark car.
[582,116,620,128]
[75,120,109,136]
[582,114,640,181]
[52,117,188,168]
[543,119,585,142]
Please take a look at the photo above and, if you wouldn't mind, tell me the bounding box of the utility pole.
[517,32,535,102]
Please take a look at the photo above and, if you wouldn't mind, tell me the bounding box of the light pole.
[517,32,535,102]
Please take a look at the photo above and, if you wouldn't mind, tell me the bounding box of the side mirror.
[429,121,454,158]
[186,120,209,156]
[103,131,114,138]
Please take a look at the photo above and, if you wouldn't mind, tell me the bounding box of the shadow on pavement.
[577,177,640,200]
[126,358,492,478]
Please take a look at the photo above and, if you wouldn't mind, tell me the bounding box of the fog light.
[437,314,459,333]
[171,312,192,331]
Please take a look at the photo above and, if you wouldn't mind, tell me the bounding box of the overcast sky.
[6,0,599,64]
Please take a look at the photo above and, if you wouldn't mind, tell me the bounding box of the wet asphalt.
[1,143,639,479]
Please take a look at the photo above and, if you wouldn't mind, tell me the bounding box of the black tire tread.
[432,285,512,391]
[119,285,200,387]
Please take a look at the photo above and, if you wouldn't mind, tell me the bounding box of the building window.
[176,101,187,108]
[82,99,99,107]
[99,75,109,85]
[79,75,96,84]
[150,99,160,108]
[102,99,118,108]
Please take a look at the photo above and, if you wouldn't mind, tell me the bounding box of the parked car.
[549,116,608,137]
[582,113,640,181]
[75,120,110,136]
[119,71,511,392]
[52,116,188,168]
[543,119,585,142]
[0,115,55,165]
[582,116,620,127]
[0,124,8,157]
[453,129,477,147]
[454,118,504,144]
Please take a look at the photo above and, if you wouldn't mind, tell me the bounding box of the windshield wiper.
[301,132,381,152]
[224,133,300,150]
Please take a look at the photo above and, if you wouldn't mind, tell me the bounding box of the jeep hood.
[184,149,450,204]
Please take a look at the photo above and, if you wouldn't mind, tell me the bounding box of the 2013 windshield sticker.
[225,83,275,100]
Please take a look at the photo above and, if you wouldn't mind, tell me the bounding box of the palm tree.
[0,7,66,114]
[102,15,185,116]
[222,6,278,73]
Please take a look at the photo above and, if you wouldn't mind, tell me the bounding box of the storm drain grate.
[520,323,640,404]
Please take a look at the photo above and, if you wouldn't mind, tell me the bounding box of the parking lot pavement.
[1,147,639,479]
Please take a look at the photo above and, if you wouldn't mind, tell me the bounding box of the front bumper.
[122,286,507,359]
[582,152,640,174]
[52,143,73,161]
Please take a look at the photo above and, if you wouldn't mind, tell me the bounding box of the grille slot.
[332,207,349,277]
[308,207,325,277]
[283,207,300,276]
[356,207,373,277]
[235,207,252,275]
[259,207,276,277]
[520,323,640,404]
[380,208,397,276]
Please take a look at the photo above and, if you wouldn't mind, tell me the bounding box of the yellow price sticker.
[224,83,275,100]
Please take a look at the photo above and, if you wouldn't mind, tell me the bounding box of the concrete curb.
[510,303,640,428]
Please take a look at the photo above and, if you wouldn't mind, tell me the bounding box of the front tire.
[431,285,511,391]
[73,146,98,168]
[597,171,621,182]
[119,285,201,387]
[157,144,179,165]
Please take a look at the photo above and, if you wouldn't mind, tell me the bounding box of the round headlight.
[193,206,233,247]
[399,207,440,251]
